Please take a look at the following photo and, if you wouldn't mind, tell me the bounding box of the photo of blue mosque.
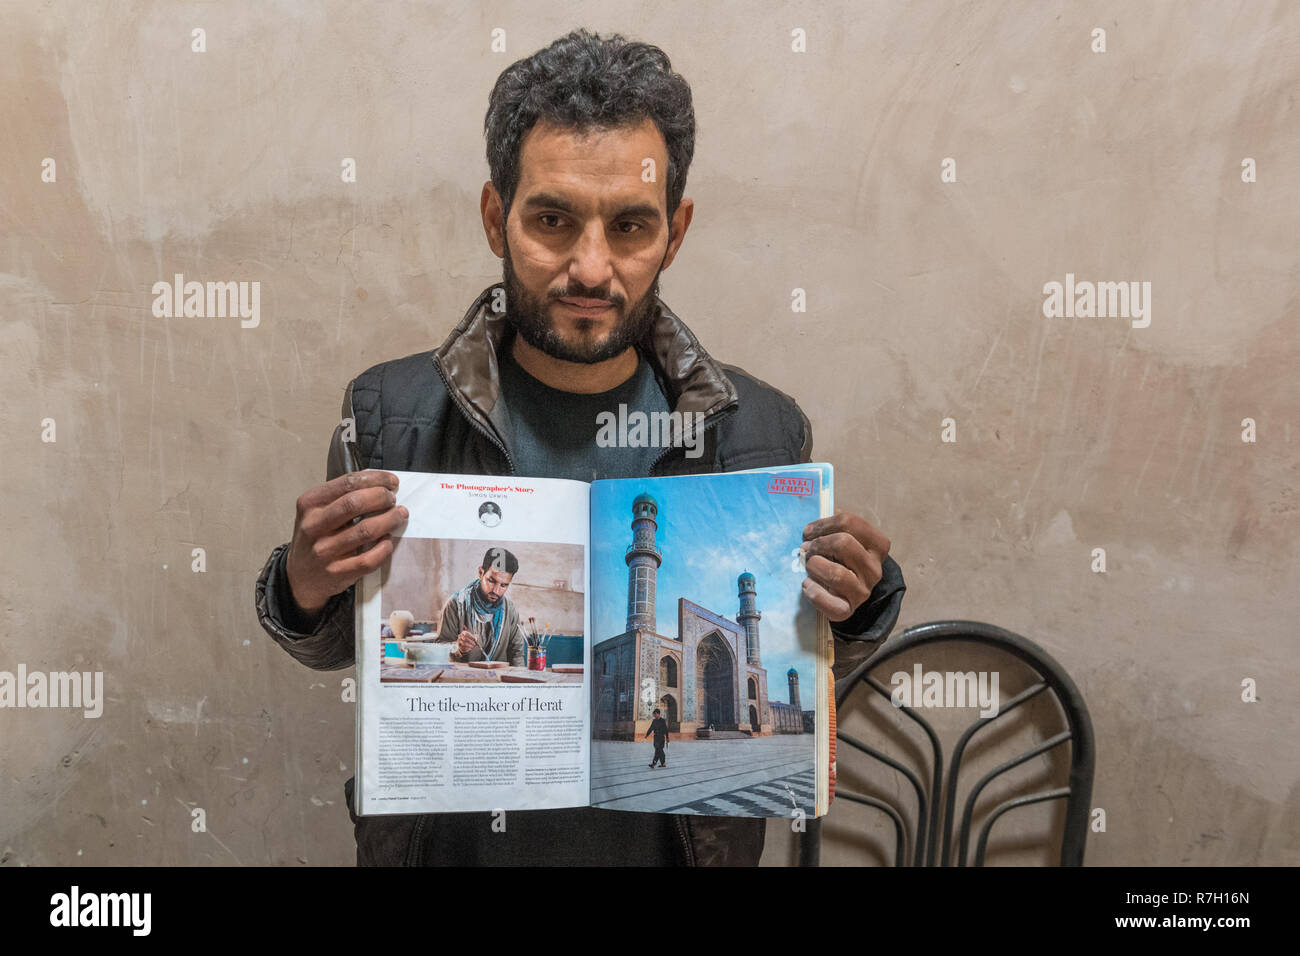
[592,492,811,741]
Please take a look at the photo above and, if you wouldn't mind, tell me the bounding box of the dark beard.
[500,236,662,364]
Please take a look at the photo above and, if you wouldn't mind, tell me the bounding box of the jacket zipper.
[431,357,518,476]
[404,815,427,866]
[675,814,696,866]
[430,352,735,868]
[648,405,737,476]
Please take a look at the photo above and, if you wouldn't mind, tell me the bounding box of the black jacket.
[254,282,906,865]
[647,717,670,743]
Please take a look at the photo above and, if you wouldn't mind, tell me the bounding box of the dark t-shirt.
[417,342,684,865]
[495,344,672,481]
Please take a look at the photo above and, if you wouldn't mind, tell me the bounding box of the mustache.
[552,289,623,306]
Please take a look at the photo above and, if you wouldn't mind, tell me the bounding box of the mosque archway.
[658,694,679,733]
[696,632,736,730]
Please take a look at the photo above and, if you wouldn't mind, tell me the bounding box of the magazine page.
[588,465,832,820]
[353,471,590,815]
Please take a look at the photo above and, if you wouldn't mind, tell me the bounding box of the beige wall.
[0,2,1295,866]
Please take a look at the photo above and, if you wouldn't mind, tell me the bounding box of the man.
[439,547,527,666]
[254,28,906,866]
[477,501,502,528]
[645,708,669,768]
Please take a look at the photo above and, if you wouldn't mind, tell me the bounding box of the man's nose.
[568,222,615,293]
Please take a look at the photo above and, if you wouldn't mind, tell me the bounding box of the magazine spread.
[353,465,833,819]
[353,474,591,815]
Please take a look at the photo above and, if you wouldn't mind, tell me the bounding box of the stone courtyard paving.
[590,735,816,816]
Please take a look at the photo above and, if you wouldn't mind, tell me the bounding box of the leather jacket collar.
[431,283,740,438]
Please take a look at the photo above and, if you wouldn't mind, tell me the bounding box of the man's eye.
[536,216,642,233]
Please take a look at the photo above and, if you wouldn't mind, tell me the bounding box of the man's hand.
[800,511,891,622]
[455,628,480,657]
[285,470,409,615]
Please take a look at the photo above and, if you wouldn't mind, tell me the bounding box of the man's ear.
[481,181,507,258]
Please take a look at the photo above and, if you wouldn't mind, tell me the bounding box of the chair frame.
[799,620,1096,867]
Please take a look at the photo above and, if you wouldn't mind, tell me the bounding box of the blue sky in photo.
[590,470,826,696]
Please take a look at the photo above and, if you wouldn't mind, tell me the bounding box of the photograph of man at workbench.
[380,537,586,686]
[441,547,528,666]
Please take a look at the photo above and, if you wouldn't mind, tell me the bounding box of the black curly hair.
[484,28,696,228]
[480,546,518,574]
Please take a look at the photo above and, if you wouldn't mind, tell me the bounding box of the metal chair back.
[810,620,1095,866]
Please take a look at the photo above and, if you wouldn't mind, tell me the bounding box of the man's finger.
[297,469,399,514]
[802,530,883,594]
[304,484,400,540]
[802,511,890,557]
[803,553,870,611]
[321,534,395,582]
[801,576,854,622]
[308,506,408,563]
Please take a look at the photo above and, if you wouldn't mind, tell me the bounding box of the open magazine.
[353,464,835,820]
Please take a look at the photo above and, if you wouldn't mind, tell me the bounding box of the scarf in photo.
[463,578,504,659]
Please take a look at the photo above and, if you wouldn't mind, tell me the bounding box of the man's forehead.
[516,118,667,211]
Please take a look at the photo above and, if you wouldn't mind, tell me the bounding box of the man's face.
[485,117,692,364]
[477,567,514,602]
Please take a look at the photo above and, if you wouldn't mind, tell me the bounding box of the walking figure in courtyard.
[646,708,669,768]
